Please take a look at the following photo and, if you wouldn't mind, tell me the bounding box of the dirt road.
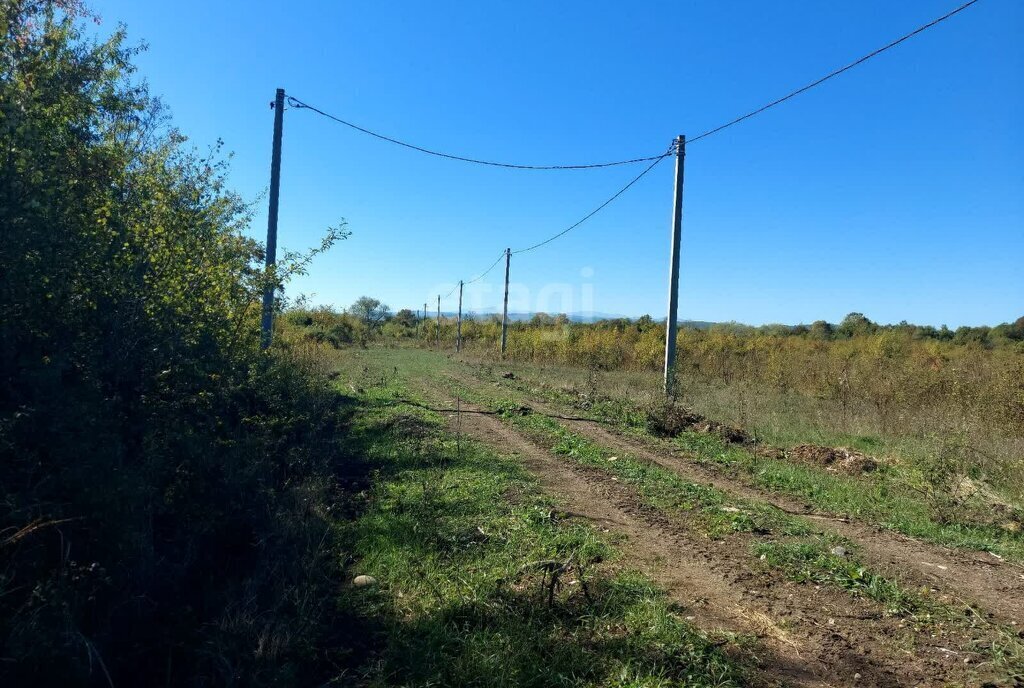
[409,371,1009,687]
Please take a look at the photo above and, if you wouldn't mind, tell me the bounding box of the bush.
[1,4,347,684]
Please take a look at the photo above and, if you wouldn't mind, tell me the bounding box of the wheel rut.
[449,368,1024,627]
[415,380,988,688]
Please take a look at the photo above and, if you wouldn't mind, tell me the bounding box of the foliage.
[0,3,346,684]
[349,295,391,330]
[426,314,1023,489]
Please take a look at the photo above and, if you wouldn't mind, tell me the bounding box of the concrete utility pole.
[663,135,686,396]
[456,280,464,353]
[436,295,441,349]
[260,88,285,349]
[500,248,511,356]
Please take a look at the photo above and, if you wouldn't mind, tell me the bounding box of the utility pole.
[663,135,686,396]
[500,248,511,356]
[424,302,428,345]
[456,280,464,353]
[436,295,441,349]
[415,308,420,338]
[260,88,285,349]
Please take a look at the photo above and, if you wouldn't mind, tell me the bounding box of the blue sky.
[90,0,1022,326]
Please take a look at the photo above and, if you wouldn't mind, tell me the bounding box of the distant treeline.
[289,302,1024,351]
[286,303,1024,468]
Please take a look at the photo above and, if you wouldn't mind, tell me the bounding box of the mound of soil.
[956,477,1024,532]
[381,413,432,438]
[646,405,750,444]
[787,444,879,475]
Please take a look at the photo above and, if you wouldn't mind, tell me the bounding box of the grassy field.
[447,353,1024,563]
[331,359,751,687]
[330,346,1024,685]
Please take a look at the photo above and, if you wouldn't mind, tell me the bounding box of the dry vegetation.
[291,306,1023,500]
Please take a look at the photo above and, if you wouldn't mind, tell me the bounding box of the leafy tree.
[393,308,417,327]
[350,295,390,329]
[808,320,834,340]
[0,3,346,684]
[530,312,555,326]
[837,312,877,338]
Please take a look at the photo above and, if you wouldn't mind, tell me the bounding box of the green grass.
[418,358,1024,678]
[332,362,749,687]
[670,431,1024,562]
[754,540,923,617]
[337,347,1024,681]
[462,358,1024,563]
[503,400,809,540]
[754,539,1024,677]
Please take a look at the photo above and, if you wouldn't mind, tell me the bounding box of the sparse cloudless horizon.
[90,0,1022,327]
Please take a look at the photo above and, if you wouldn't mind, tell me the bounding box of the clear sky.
[89,0,1022,327]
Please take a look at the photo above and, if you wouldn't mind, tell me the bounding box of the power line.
[464,251,507,286]
[454,143,673,283]
[512,144,675,255]
[688,0,982,144]
[285,95,665,170]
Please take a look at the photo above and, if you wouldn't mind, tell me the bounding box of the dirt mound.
[787,444,878,475]
[646,405,750,444]
[956,477,1024,532]
[647,406,882,476]
[381,413,432,438]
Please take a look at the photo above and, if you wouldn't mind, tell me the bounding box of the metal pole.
[260,88,285,349]
[436,295,441,349]
[663,135,686,396]
[500,248,511,356]
[456,280,464,353]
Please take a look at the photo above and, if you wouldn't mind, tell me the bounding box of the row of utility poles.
[260,88,686,396]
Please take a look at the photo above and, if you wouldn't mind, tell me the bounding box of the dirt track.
[409,373,1011,687]
[546,401,1024,625]
[445,367,1024,627]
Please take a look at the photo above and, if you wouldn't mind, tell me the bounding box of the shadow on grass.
[329,401,753,688]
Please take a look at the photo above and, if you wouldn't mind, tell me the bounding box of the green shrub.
[0,3,347,684]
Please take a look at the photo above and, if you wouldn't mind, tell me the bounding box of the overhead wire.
[464,251,507,285]
[687,0,981,144]
[449,142,674,288]
[451,0,982,272]
[512,144,675,255]
[283,0,983,299]
[285,95,664,170]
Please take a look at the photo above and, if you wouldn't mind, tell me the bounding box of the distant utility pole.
[456,280,464,353]
[500,248,511,356]
[663,135,686,396]
[436,295,441,349]
[260,88,285,349]
[415,308,420,338]
[424,302,428,345]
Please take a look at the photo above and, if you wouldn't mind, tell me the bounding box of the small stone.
[853,673,861,681]
[830,546,848,557]
[353,575,377,587]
